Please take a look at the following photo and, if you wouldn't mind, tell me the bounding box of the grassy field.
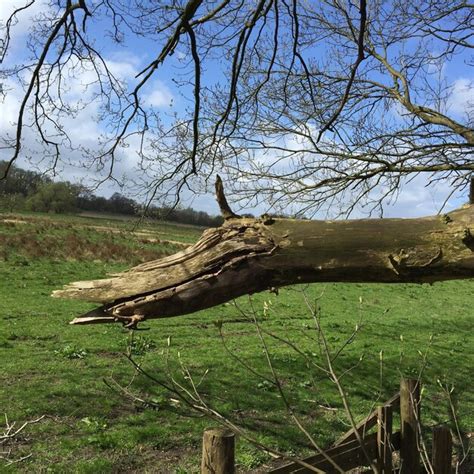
[0,212,472,473]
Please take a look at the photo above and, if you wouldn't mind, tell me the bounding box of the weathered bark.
[53,204,474,327]
[201,428,235,474]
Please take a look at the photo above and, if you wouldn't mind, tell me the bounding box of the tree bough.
[53,202,474,328]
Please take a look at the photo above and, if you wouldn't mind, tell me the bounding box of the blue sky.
[1,0,472,218]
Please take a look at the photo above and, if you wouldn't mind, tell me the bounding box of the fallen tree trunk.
[53,203,474,327]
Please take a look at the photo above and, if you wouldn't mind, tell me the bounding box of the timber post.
[377,404,393,473]
[400,378,421,474]
[432,425,452,474]
[201,427,235,474]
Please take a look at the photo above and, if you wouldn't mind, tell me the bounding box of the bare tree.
[54,184,473,327]
[0,0,472,213]
[2,7,471,471]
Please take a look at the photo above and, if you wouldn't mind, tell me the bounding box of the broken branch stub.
[215,174,240,220]
[52,205,474,327]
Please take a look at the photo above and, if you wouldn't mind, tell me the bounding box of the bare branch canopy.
[1,0,473,214]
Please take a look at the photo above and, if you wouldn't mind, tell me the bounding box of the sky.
[0,0,472,219]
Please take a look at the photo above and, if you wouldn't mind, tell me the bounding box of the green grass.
[0,212,473,472]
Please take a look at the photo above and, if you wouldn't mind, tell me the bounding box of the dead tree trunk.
[53,202,474,327]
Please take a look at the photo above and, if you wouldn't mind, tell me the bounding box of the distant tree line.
[0,161,223,227]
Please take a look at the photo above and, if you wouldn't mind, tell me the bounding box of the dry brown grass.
[0,217,182,264]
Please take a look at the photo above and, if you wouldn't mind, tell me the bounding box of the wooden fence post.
[400,378,420,474]
[201,428,235,474]
[377,404,393,473]
[432,426,452,474]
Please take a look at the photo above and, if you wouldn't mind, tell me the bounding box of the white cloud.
[175,50,187,61]
[143,80,174,108]
[0,0,51,56]
[0,32,183,204]
[447,78,473,117]
[0,0,45,32]
[0,56,143,188]
[106,59,140,82]
[366,174,465,218]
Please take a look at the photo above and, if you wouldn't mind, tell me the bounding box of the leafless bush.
[0,414,45,467]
